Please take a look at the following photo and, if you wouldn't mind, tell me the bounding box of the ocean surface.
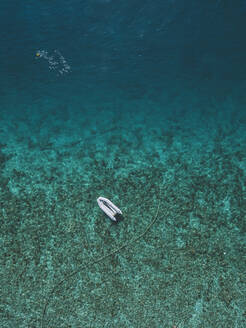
[0,1,246,327]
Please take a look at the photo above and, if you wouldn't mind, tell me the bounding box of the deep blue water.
[1,1,246,327]
[1,1,246,105]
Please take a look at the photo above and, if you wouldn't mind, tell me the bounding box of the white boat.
[97,197,124,223]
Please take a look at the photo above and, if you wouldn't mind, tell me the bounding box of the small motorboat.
[97,197,124,223]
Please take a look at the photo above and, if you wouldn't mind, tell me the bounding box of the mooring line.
[41,192,161,328]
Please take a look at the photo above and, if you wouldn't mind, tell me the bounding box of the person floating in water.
[35,49,71,75]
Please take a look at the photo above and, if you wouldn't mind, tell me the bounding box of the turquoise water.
[0,1,246,327]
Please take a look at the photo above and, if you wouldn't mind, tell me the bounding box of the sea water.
[0,1,246,327]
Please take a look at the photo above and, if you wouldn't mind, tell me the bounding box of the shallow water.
[0,1,246,327]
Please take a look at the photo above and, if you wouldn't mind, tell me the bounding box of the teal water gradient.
[0,1,246,327]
